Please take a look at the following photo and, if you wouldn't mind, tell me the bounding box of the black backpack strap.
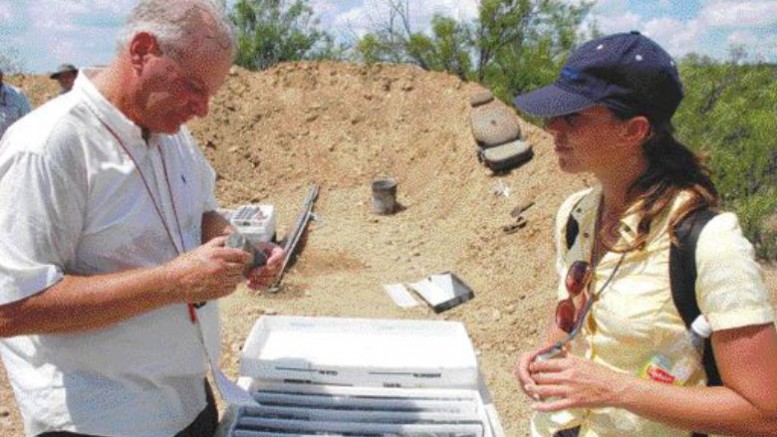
[670,207,721,386]
[565,214,579,251]
[564,196,587,251]
[670,208,719,437]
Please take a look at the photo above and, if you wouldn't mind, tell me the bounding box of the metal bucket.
[371,178,397,215]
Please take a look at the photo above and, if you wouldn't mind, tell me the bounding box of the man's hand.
[165,236,251,302]
[245,242,284,290]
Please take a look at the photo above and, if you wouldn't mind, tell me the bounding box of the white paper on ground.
[382,283,419,308]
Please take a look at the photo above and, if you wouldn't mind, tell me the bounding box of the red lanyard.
[98,119,198,323]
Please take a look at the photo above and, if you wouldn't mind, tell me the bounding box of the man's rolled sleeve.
[0,151,83,305]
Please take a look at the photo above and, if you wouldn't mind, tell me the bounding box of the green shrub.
[675,60,777,259]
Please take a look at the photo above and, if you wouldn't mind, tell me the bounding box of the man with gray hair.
[0,67,31,139]
[0,1,282,436]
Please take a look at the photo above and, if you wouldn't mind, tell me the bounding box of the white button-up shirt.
[0,70,221,437]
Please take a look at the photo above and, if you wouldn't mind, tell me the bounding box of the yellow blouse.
[530,187,774,437]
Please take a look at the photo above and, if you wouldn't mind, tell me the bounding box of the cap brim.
[513,84,596,118]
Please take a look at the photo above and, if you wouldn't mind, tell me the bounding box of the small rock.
[247,306,264,317]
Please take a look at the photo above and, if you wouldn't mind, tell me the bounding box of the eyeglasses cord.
[556,252,625,347]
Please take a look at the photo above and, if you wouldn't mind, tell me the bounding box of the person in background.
[513,31,777,436]
[49,63,79,94]
[0,1,283,436]
[0,67,31,139]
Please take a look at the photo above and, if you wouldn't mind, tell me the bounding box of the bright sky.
[1,0,775,74]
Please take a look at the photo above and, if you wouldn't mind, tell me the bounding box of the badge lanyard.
[97,120,205,322]
[98,117,256,404]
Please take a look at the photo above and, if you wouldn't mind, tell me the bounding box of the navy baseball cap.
[514,31,683,124]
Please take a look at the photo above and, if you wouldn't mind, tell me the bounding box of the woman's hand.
[525,353,630,412]
[515,350,539,398]
[514,343,564,399]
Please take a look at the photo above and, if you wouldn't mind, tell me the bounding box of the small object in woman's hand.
[535,343,564,362]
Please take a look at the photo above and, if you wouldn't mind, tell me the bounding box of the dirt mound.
[4,62,773,436]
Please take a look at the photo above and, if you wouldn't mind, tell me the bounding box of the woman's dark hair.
[610,108,720,250]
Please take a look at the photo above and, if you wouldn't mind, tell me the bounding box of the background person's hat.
[513,31,683,124]
[50,63,78,79]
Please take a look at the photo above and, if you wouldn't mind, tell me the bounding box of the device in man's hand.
[219,204,276,244]
[226,232,267,269]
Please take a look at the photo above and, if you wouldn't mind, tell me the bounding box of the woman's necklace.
[583,199,626,339]
[593,197,626,266]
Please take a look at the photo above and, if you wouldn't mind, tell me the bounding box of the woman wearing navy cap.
[513,32,777,436]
